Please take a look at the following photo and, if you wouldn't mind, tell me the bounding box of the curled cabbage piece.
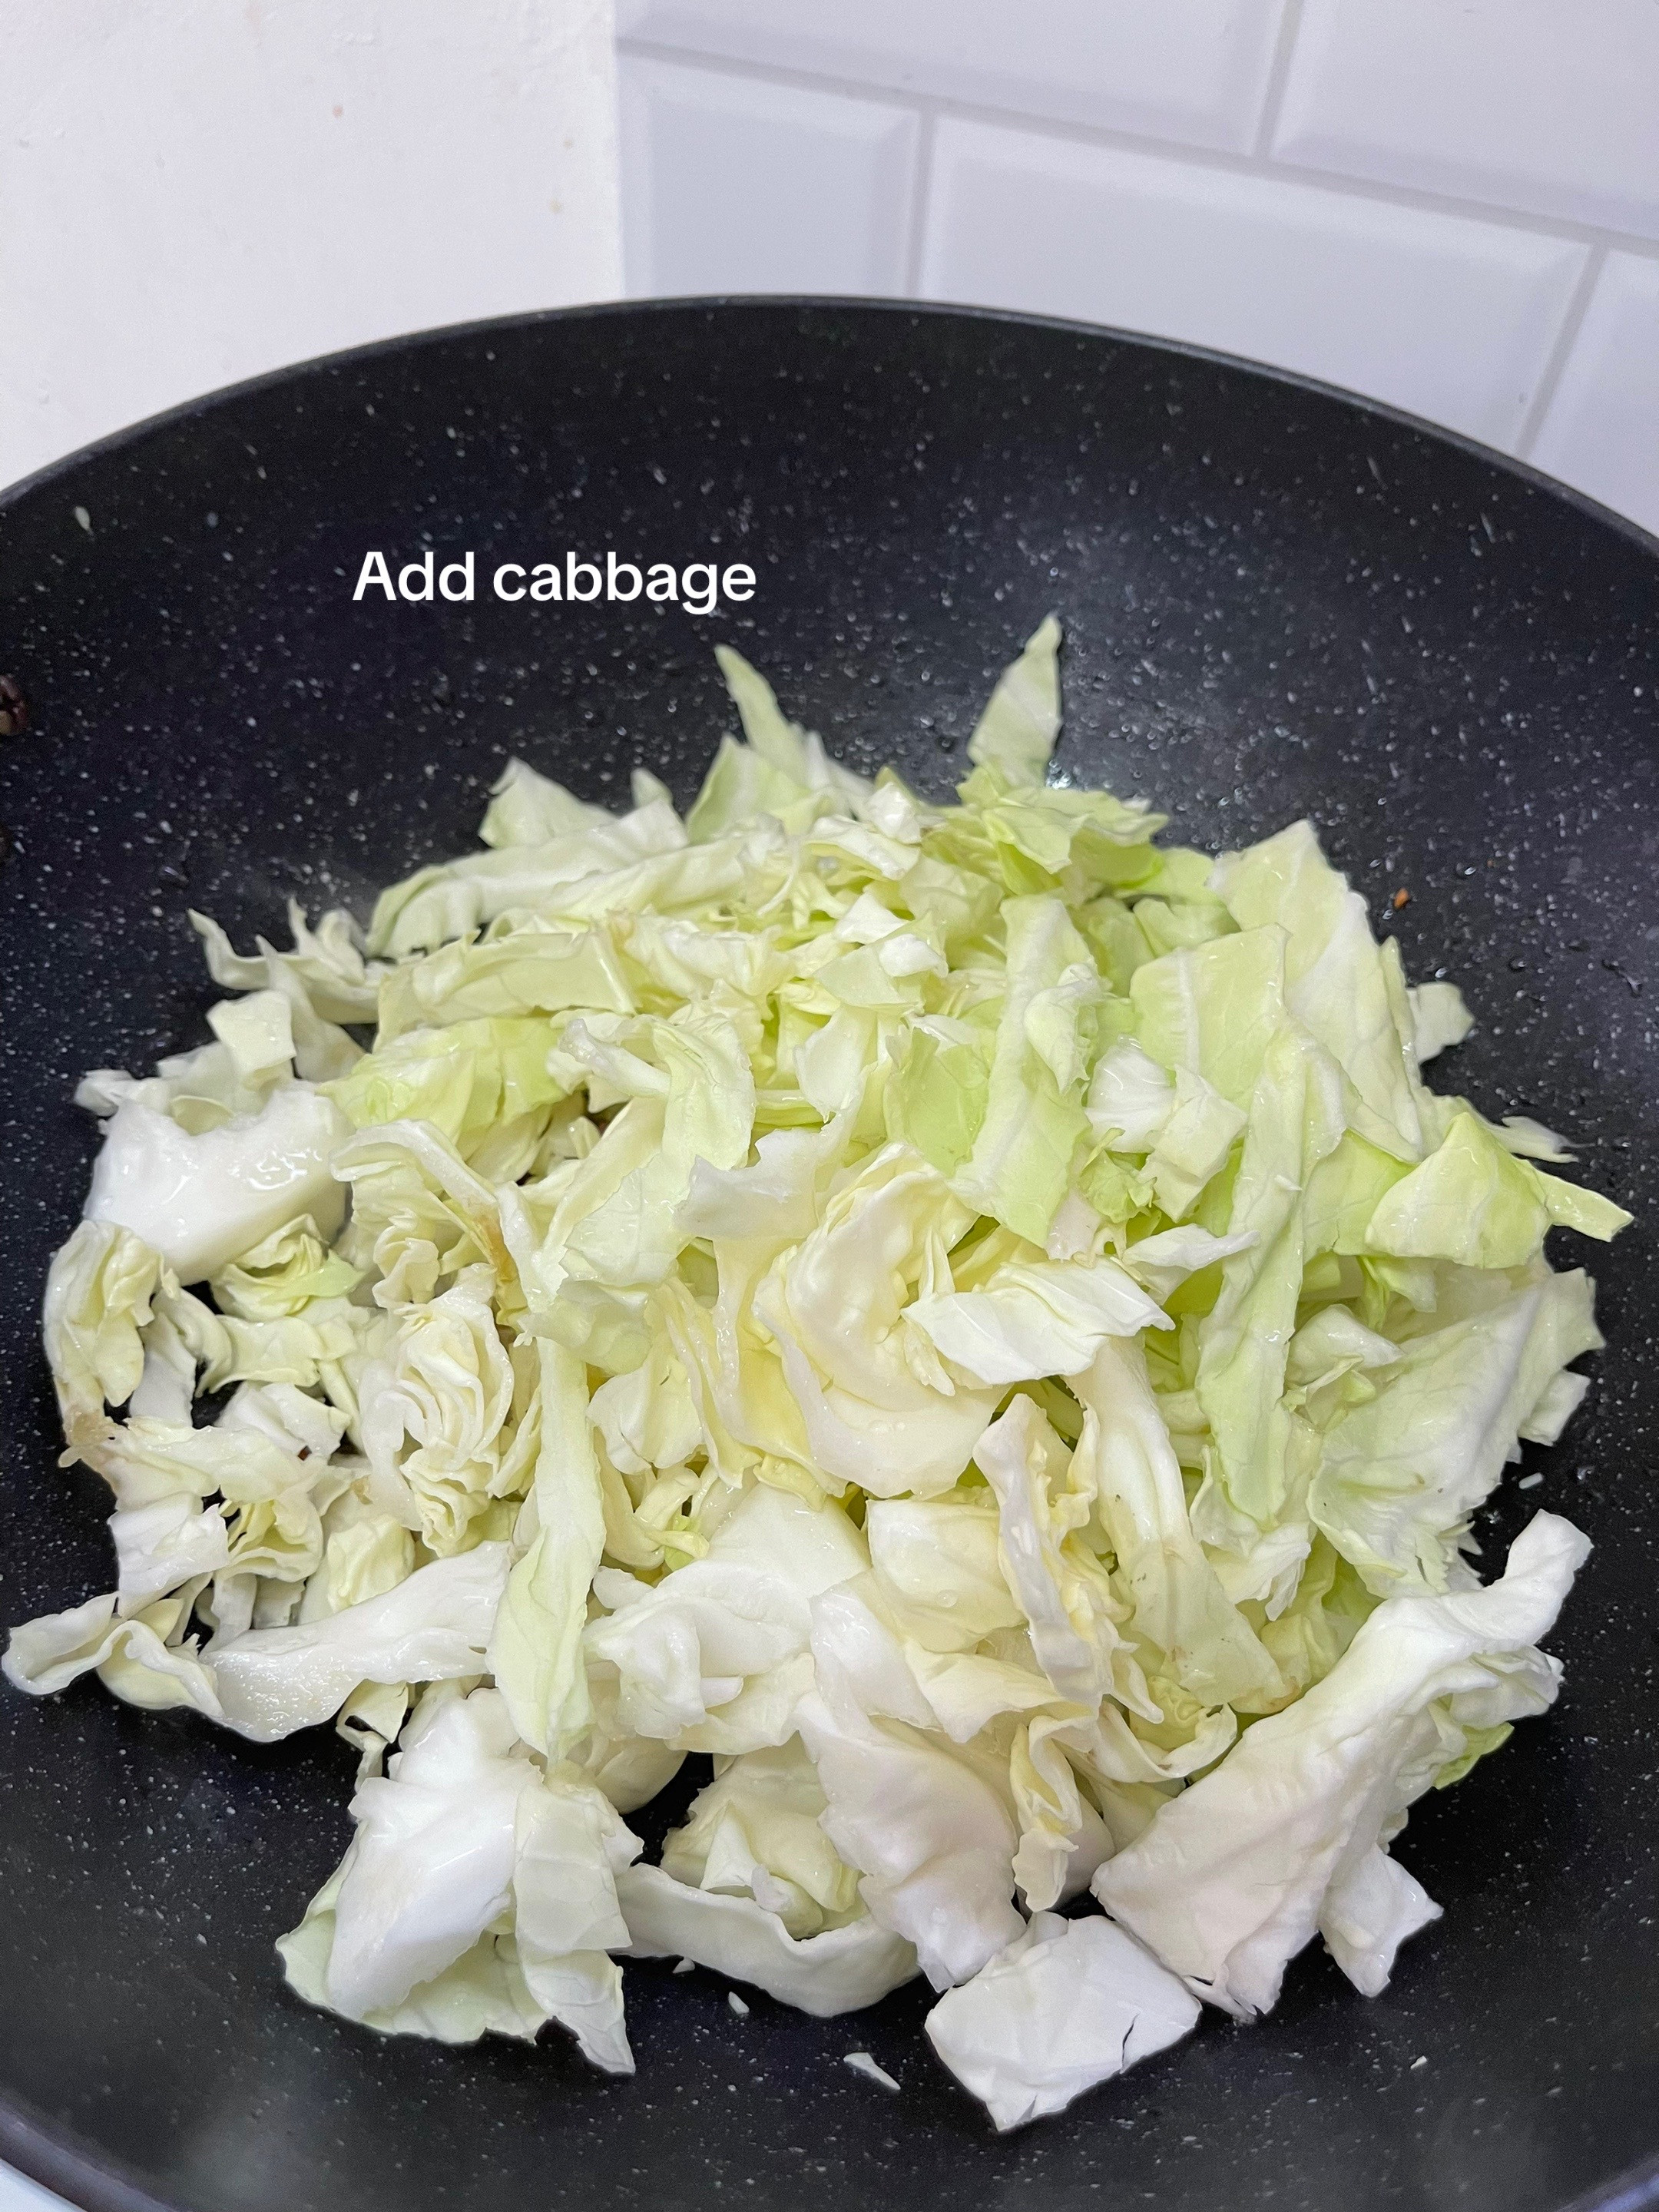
[1094,1512,1588,2018]
[84,1085,349,1284]
[618,1863,917,2018]
[925,1912,1200,2131]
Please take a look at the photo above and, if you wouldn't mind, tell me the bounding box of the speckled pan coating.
[0,301,1656,2212]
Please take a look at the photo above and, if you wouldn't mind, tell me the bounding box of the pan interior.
[0,301,1655,2212]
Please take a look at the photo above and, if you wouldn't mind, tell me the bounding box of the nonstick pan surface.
[1,300,1656,2212]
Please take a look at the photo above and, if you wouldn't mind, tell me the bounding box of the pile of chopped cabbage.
[5,622,1628,2129]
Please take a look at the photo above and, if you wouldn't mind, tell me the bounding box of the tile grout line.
[1512,243,1608,460]
[614,33,1659,266]
[1251,0,1306,160]
[900,104,939,297]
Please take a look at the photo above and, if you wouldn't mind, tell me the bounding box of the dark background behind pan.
[0,300,1655,2212]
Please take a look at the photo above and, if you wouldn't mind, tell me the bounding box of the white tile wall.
[0,2171,66,2212]
[1531,251,1659,537]
[617,1,1659,536]
[620,57,919,296]
[921,122,1586,452]
[1,0,621,492]
[1275,0,1659,240]
[618,0,1289,154]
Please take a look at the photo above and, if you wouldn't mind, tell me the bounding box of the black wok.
[1,300,1656,2212]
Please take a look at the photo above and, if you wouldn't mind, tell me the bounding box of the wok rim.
[2,293,1656,565]
[2,291,1656,2212]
